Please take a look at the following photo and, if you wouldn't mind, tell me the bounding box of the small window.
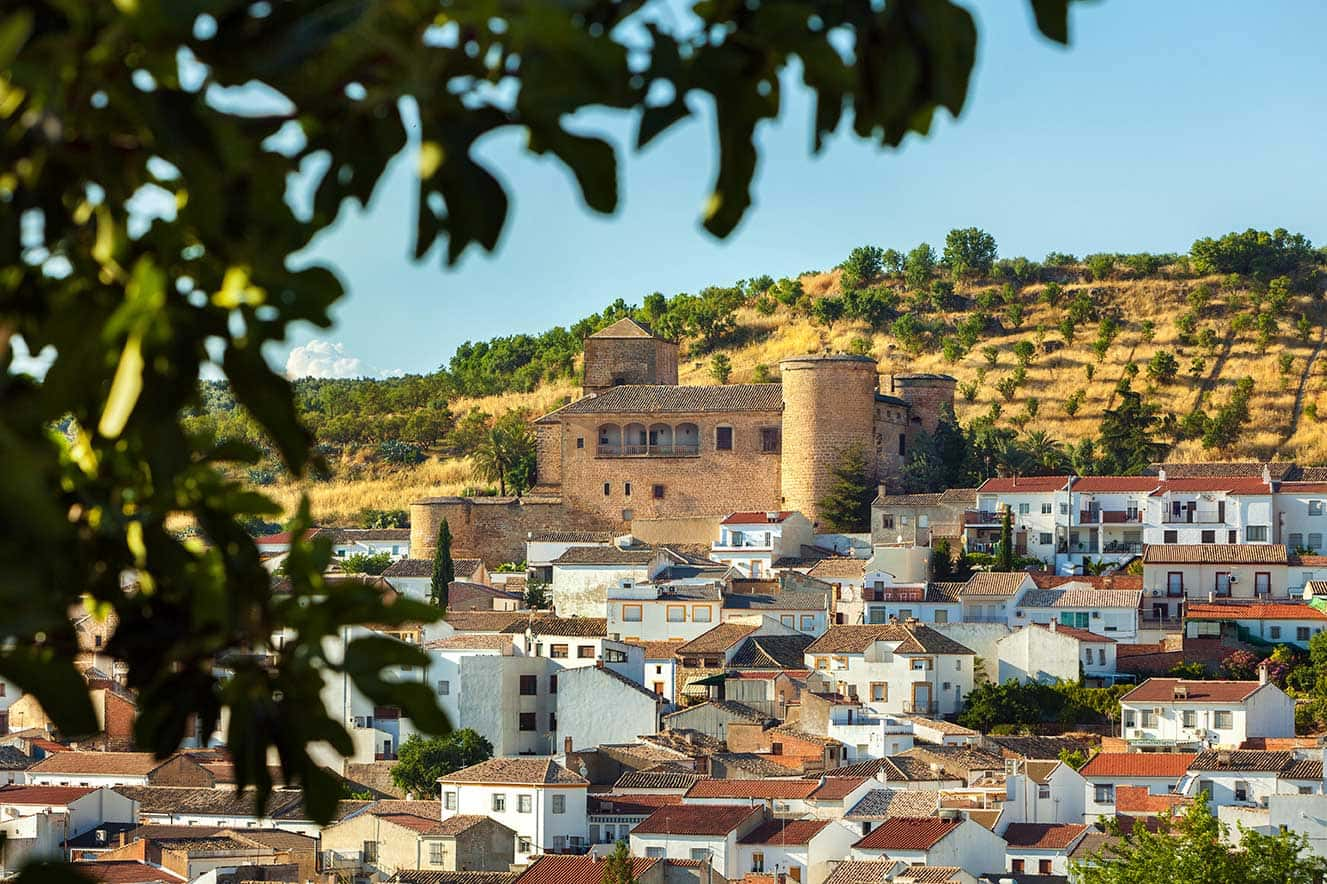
[363,841,378,863]
[1271,626,1282,640]
[437,680,450,695]
[800,614,815,630]
[519,837,533,853]
[549,674,558,694]
[1041,503,1052,514]
[552,794,566,814]
[518,794,532,813]
[1039,532,1052,545]
[1094,784,1114,803]
[692,606,712,623]
[549,712,557,731]
[1298,626,1311,641]
[624,482,632,497]
[519,713,537,731]
[667,605,686,623]
[715,426,733,450]
[1290,533,1305,549]
[871,682,886,702]
[1229,529,1238,543]
[1164,530,1178,544]
[430,842,445,865]
[492,794,507,812]
[1312,500,1325,516]
[519,675,537,695]
[577,645,595,658]
[780,614,795,627]
[1059,503,1069,515]
[689,848,708,861]
[1214,710,1233,729]
[645,847,665,858]
[881,514,895,530]
[1201,530,1215,543]
[603,483,611,496]
[444,791,456,810]
[576,437,584,449]
[1038,784,1051,799]
[652,484,665,499]
[761,428,781,453]
[1312,533,1324,552]
[1247,525,1269,542]
[550,644,568,658]
[897,434,906,456]
[1019,503,1030,515]
[622,604,642,622]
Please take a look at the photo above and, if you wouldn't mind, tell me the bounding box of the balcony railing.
[963,510,1002,526]
[1163,511,1223,524]
[597,443,700,458]
[903,700,939,715]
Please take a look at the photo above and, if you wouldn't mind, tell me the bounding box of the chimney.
[695,755,709,775]
[1258,660,1270,685]
[1049,620,1057,632]
[1158,467,1167,482]
[596,659,604,669]
[564,736,573,754]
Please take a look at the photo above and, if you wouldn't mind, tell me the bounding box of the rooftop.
[738,818,831,845]
[686,779,819,800]
[1121,678,1264,704]
[499,616,607,638]
[804,624,974,656]
[1141,544,1288,564]
[853,816,960,851]
[1002,822,1089,850]
[959,572,1030,598]
[514,854,657,884]
[28,751,165,776]
[1018,586,1143,609]
[721,511,796,525]
[1185,602,1327,622]
[846,789,941,819]
[976,476,1070,493]
[551,546,656,566]
[438,758,587,786]
[1079,753,1197,778]
[631,803,762,836]
[539,384,783,419]
[676,622,758,655]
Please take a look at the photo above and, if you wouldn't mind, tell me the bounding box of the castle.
[410,318,956,563]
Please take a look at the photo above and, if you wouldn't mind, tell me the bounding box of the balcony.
[1079,510,1140,524]
[1163,510,1224,525]
[903,700,939,715]
[963,510,1003,527]
[597,443,700,458]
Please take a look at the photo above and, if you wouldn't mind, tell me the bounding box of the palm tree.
[472,427,509,496]
[1023,429,1068,473]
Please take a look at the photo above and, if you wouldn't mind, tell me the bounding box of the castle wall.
[409,497,612,566]
[779,355,879,526]
[582,337,678,392]
[890,374,958,437]
[536,422,563,487]
[874,399,912,480]
[553,412,782,523]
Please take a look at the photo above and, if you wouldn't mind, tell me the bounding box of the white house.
[1079,752,1196,822]
[722,579,831,636]
[323,527,412,560]
[712,511,814,578]
[549,544,659,619]
[554,664,661,754]
[1141,544,1290,621]
[969,476,1069,562]
[861,577,962,627]
[803,624,976,717]
[439,757,589,862]
[1002,822,1090,876]
[996,623,1120,686]
[1185,601,1327,649]
[525,530,613,584]
[1118,675,1295,750]
[1011,584,1141,640]
[1004,759,1087,826]
[607,580,723,644]
[1059,476,1154,572]
[822,701,917,761]
[734,818,860,884]
[1143,476,1274,547]
[850,815,1006,877]
[0,785,137,873]
[956,572,1035,625]
[630,804,764,879]
[110,785,319,835]
[25,752,173,788]
[1179,750,1326,807]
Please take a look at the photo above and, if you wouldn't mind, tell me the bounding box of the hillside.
[239,233,1327,523]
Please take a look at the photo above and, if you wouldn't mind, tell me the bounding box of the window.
[430,842,445,865]
[363,841,378,863]
[871,682,886,702]
[652,484,665,499]
[715,426,733,450]
[622,604,642,622]
[1182,710,1196,728]
[1312,533,1324,551]
[881,514,895,530]
[690,849,708,861]
[761,428,780,453]
[751,852,765,873]
[1214,710,1233,729]
[1255,572,1271,595]
[1141,710,1157,728]
[1234,781,1249,802]
[1041,502,1052,514]
[1201,530,1216,543]
[933,610,948,624]
[519,837,534,854]
[1164,530,1178,544]
[576,437,584,449]
[552,794,566,814]
[1271,625,1282,640]
[667,605,686,623]
[519,675,537,695]
[898,434,906,456]
[549,713,557,731]
[550,644,569,658]
[1012,860,1025,873]
[518,794,532,813]
[492,794,507,812]
[1247,525,1269,542]
[436,680,450,695]
[898,609,913,620]
[1039,532,1052,545]
[780,614,795,627]
[1038,784,1052,799]
[693,606,712,623]
[1299,626,1312,641]
[603,483,610,496]
[444,791,456,810]
[624,482,632,496]
[549,674,557,694]
[800,614,816,630]
[519,713,537,731]
[1290,532,1304,549]
[577,645,595,658]
[1300,785,1314,795]
[645,847,665,858]
[1094,784,1115,803]
[1060,502,1069,515]
[911,658,932,671]
[1039,860,1053,875]
[1019,503,1030,515]
[1312,500,1325,516]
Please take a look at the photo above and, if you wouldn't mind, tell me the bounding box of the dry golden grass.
[266,456,476,523]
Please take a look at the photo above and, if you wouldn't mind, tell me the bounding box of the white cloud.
[285,339,369,379]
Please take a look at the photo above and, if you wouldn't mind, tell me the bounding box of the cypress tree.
[431,519,454,612]
[601,839,636,884]
[817,443,874,532]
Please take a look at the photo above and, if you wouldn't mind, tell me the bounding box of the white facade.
[996,626,1083,686]
[631,823,755,879]
[554,665,660,753]
[851,818,1007,877]
[712,513,813,578]
[734,820,860,884]
[826,706,916,761]
[607,581,722,643]
[1004,762,1087,825]
[806,640,974,717]
[1120,681,1295,749]
[441,777,588,862]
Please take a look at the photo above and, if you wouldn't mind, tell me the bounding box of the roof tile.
[853,817,960,851]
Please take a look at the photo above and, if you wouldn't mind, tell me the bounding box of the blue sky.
[282,1,1327,378]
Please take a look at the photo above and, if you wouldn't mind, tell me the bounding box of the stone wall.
[630,516,723,547]
[409,496,612,566]
[889,374,958,437]
[553,411,782,523]
[583,336,678,392]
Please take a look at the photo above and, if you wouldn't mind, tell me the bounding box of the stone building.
[410,320,955,563]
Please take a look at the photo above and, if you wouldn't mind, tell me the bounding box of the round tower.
[889,373,958,435]
[779,354,879,527]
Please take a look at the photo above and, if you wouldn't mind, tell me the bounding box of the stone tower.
[779,354,879,527]
[889,373,959,435]
[581,317,679,394]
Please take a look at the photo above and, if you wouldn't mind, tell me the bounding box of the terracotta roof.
[823,860,897,884]
[1079,753,1196,779]
[1068,477,1162,492]
[809,776,870,801]
[893,868,966,884]
[1147,461,1287,480]
[217,827,319,850]
[73,861,182,883]
[629,640,687,659]
[686,779,818,800]
[0,785,96,805]
[425,634,516,651]
[1029,573,1144,591]
[383,558,484,578]
[1114,785,1193,814]
[807,558,868,580]
[722,511,796,525]
[612,770,701,791]
[878,757,955,782]
[1148,477,1271,495]
[515,854,657,884]
[925,582,965,603]
[804,624,973,656]
[552,546,656,566]
[906,717,979,737]
[977,476,1069,492]
[375,813,495,837]
[323,527,412,542]
[676,622,758,654]
[853,817,960,851]
[631,803,762,836]
[1190,750,1294,772]
[443,611,527,632]
[1022,761,1061,784]
[1282,759,1325,779]
[729,634,817,668]
[395,873,518,884]
[823,759,895,779]
[738,818,831,845]
[1120,678,1262,703]
[1002,822,1088,849]
[1031,623,1116,643]
[541,385,782,418]
[254,529,317,546]
[1239,737,1323,750]
[1185,602,1327,622]
[1019,586,1142,609]
[960,572,1030,598]
[898,746,1004,777]
[588,794,683,815]
[28,751,166,776]
[500,616,607,637]
[1142,544,1287,564]
[985,735,1092,760]
[724,590,830,613]
[439,758,587,786]
[112,786,306,818]
[590,317,657,339]
[845,789,940,819]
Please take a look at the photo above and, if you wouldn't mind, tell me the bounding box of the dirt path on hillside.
[1276,322,1327,455]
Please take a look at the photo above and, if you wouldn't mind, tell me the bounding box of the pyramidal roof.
[589,317,656,339]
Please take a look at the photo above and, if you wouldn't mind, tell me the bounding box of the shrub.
[982,345,999,367]
[881,248,904,275]
[847,337,873,357]
[1298,315,1314,342]
[1190,227,1316,282]
[1140,319,1155,343]
[1189,356,1207,377]
[772,277,803,305]
[1005,302,1024,328]
[943,227,998,279]
[1307,402,1319,421]
[959,380,979,402]
[1147,350,1179,383]
[247,467,277,486]
[890,313,926,354]
[975,288,998,311]
[1058,316,1076,345]
[1187,283,1211,311]
[1085,364,1094,380]
[1044,251,1078,266]
[1198,327,1220,352]
[995,374,1019,401]
[840,245,885,289]
[342,552,394,575]
[1067,289,1095,324]
[1024,397,1039,418]
[709,353,732,384]
[941,337,965,364]
[1280,352,1296,375]
[1040,281,1063,308]
[754,295,777,316]
[378,440,425,464]
[1063,389,1084,416]
[1085,253,1116,280]
[752,363,774,383]
[904,242,937,290]
[1013,340,1036,367]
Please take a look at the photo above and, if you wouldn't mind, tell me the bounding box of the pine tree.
[1097,382,1167,474]
[817,444,874,532]
[601,839,636,884]
[431,519,454,611]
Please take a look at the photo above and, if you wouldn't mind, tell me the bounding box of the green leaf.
[529,127,618,214]
[340,635,450,734]
[222,345,313,474]
[1029,0,1074,44]
[0,11,33,71]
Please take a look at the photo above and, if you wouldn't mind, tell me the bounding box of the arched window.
[623,422,648,455]
[647,423,674,454]
[597,424,622,455]
[675,423,700,455]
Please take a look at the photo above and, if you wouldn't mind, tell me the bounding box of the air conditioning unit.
[1152,590,1161,597]
[352,716,371,728]
[1229,575,1239,583]
[1092,612,1101,619]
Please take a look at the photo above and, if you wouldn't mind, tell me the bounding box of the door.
[1215,572,1231,596]
[652,682,665,697]
[912,682,932,714]
[1255,572,1271,596]
[1167,571,1184,596]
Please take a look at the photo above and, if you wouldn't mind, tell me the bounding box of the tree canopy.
[389,730,494,798]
